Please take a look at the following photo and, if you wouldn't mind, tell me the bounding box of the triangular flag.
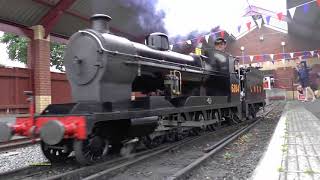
[299,56,302,60]
[220,31,225,38]
[186,40,192,45]
[250,55,254,62]
[304,4,309,13]
[288,7,296,19]
[246,22,251,31]
[211,33,216,40]
[277,12,283,21]
[237,25,241,33]
[265,16,271,25]
[256,18,263,29]
[205,34,210,43]
[196,36,202,44]
[169,45,173,50]
[270,54,274,60]
[290,53,294,58]
[317,0,320,7]
[310,51,314,57]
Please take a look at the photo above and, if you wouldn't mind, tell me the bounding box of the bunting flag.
[204,34,210,43]
[256,18,263,29]
[290,53,294,58]
[211,32,216,40]
[265,15,271,25]
[299,56,302,60]
[220,31,225,38]
[246,22,251,31]
[270,54,274,60]
[311,51,314,57]
[186,40,192,45]
[288,7,297,19]
[304,3,309,13]
[237,25,241,33]
[250,55,254,62]
[277,12,283,21]
[169,45,173,50]
[196,36,202,44]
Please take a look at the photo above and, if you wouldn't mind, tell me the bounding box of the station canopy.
[0,0,151,42]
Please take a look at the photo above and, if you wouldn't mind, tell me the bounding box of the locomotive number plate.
[231,84,240,93]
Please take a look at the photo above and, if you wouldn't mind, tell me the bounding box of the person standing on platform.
[296,61,316,101]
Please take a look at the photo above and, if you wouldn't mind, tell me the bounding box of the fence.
[0,67,71,114]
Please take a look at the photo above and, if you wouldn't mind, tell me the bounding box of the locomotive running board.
[162,119,219,127]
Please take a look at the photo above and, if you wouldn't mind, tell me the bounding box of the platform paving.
[251,100,320,180]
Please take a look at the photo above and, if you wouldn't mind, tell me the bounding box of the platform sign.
[263,77,271,90]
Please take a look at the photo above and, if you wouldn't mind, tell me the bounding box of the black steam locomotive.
[0,14,265,165]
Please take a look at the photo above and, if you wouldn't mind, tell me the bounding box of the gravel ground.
[187,102,285,180]
[0,144,47,173]
[106,125,249,180]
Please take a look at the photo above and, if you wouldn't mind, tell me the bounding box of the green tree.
[0,33,66,71]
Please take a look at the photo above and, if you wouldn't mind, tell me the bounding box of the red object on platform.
[298,93,305,101]
[317,0,320,7]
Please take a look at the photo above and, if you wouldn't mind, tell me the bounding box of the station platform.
[251,100,320,180]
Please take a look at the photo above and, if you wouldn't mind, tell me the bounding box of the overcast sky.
[156,0,287,36]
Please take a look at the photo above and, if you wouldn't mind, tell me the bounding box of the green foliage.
[0,33,28,63]
[0,33,66,71]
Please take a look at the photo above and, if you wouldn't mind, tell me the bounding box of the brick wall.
[227,26,319,57]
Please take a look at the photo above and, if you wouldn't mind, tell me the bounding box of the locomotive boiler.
[0,14,265,165]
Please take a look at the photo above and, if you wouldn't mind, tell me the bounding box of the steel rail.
[166,103,279,180]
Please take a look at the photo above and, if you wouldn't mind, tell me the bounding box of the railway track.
[0,137,39,152]
[0,102,279,180]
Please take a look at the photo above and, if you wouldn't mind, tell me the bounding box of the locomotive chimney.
[90,14,112,32]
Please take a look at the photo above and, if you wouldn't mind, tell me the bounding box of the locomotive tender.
[0,14,265,165]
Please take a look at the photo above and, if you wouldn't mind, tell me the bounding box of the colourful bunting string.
[169,0,320,47]
[235,49,319,64]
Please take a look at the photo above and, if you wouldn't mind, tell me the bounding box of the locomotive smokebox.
[90,14,112,32]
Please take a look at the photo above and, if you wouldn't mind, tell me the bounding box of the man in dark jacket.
[296,61,316,101]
